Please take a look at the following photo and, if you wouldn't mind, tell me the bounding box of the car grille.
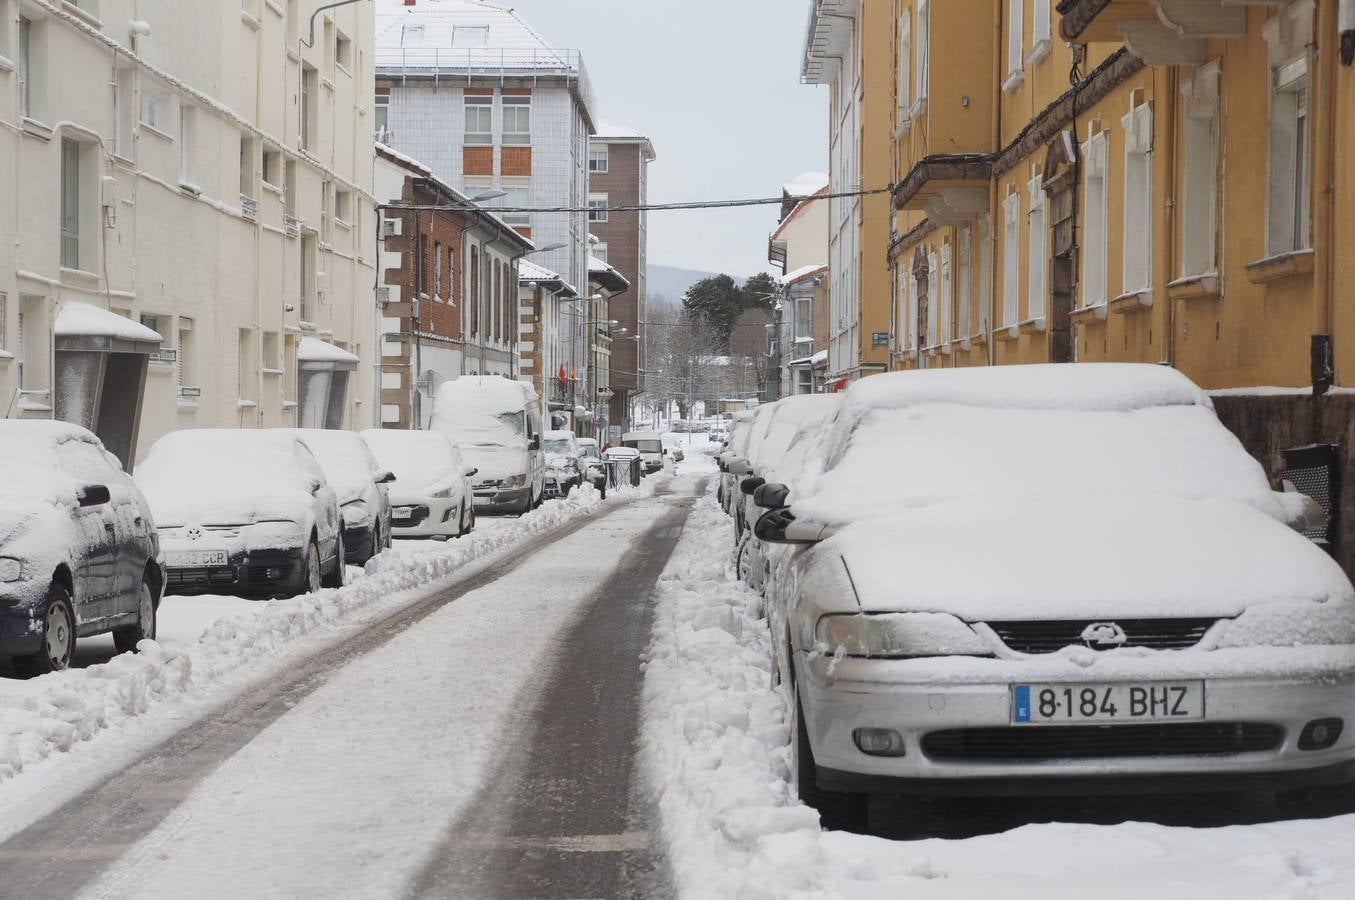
[986,618,1218,654]
[167,567,237,588]
[392,506,430,526]
[922,723,1283,762]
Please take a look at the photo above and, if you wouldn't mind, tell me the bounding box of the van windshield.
[496,411,526,435]
[624,440,663,453]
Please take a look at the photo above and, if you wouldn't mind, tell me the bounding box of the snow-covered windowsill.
[0,350,14,362]
[1070,302,1110,324]
[1245,249,1314,285]
[1168,273,1221,301]
[1018,317,1047,335]
[1110,289,1153,315]
[0,54,14,73]
[1002,70,1026,94]
[1026,39,1051,66]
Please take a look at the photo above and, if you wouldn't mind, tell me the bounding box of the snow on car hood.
[459,443,527,482]
[827,496,1354,622]
[359,429,460,499]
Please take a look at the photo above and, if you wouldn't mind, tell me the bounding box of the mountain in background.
[647,264,722,303]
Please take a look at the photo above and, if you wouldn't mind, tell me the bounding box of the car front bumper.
[390,498,461,538]
[797,650,1355,796]
[472,487,531,514]
[164,547,307,597]
[342,524,376,563]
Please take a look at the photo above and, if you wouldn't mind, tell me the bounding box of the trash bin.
[594,448,642,498]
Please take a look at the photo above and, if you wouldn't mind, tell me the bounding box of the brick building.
[587,121,656,431]
[375,144,531,428]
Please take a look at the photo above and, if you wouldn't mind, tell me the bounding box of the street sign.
[872,332,891,347]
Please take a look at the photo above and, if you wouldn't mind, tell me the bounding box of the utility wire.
[379,185,892,215]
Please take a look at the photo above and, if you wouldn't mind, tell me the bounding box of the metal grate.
[922,723,1283,762]
[1282,444,1339,545]
[167,567,237,588]
[986,619,1218,654]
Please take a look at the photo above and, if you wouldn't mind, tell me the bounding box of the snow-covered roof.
[783,172,829,197]
[589,255,630,293]
[780,263,828,286]
[592,119,656,160]
[55,302,161,343]
[298,337,361,367]
[810,349,828,365]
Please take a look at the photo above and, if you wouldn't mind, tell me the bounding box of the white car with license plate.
[360,429,476,540]
[755,364,1354,830]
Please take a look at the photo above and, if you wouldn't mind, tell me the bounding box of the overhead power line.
[380,185,892,215]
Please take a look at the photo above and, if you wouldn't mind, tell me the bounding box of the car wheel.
[791,693,867,833]
[454,502,467,538]
[321,536,345,589]
[465,505,476,534]
[15,584,76,677]
[113,574,157,654]
[300,541,322,596]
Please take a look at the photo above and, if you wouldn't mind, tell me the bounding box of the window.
[925,250,939,346]
[18,15,35,119]
[939,242,953,341]
[401,22,424,45]
[957,225,973,338]
[1080,129,1110,308]
[897,12,911,120]
[300,231,317,320]
[287,0,299,44]
[114,66,134,160]
[914,0,929,112]
[903,267,918,350]
[301,63,318,151]
[1006,0,1024,84]
[179,105,197,188]
[263,148,281,187]
[140,83,169,133]
[374,93,390,142]
[588,193,609,223]
[434,241,443,298]
[335,187,351,224]
[60,138,81,270]
[1027,174,1047,321]
[502,96,531,145]
[1122,98,1153,295]
[415,232,427,296]
[464,95,492,145]
[177,318,195,392]
[239,135,256,199]
[593,242,608,263]
[1264,2,1314,256]
[321,180,333,242]
[238,328,256,403]
[284,159,298,216]
[452,25,489,47]
[502,179,530,226]
[588,143,609,173]
[979,214,994,333]
[18,295,48,393]
[1180,61,1220,278]
[469,247,479,335]
[1031,0,1052,60]
[1002,190,1021,327]
[335,29,352,71]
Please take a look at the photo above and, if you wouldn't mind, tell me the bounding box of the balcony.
[893,154,993,226]
[1057,0,1253,64]
[548,379,577,410]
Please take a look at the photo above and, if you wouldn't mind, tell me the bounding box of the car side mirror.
[754,508,834,545]
[464,466,479,478]
[77,484,111,507]
[529,436,541,451]
[741,476,766,496]
[308,478,324,494]
[752,482,789,509]
[662,448,669,456]
[376,470,397,485]
[727,457,752,476]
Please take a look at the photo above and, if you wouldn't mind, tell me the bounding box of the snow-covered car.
[136,430,345,599]
[360,429,476,539]
[542,430,584,498]
[430,378,546,515]
[621,431,666,474]
[578,437,604,484]
[734,394,840,590]
[721,405,777,529]
[756,364,1350,830]
[0,422,163,676]
[286,429,395,566]
[716,412,757,514]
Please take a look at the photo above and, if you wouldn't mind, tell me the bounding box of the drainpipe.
[1162,66,1179,369]
[1312,0,1338,401]
[986,0,1002,367]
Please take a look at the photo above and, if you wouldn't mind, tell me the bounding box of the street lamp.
[471,189,508,202]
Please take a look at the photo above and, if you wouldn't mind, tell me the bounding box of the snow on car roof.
[543,430,576,441]
[0,420,109,505]
[749,394,840,480]
[432,377,538,447]
[360,429,461,495]
[135,429,317,527]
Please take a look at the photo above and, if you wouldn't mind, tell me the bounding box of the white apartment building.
[374,0,595,382]
[803,3,861,381]
[0,0,376,466]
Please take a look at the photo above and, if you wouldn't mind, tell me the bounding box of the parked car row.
[718,364,1354,831]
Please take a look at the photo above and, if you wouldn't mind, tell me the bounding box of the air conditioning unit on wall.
[381,218,401,239]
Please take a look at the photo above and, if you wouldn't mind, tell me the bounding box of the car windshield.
[543,439,572,454]
[580,446,600,459]
[624,440,662,453]
[496,411,526,435]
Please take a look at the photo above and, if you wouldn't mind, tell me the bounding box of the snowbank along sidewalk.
[641,491,1355,900]
[0,480,653,826]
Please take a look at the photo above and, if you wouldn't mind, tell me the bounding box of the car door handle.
[104,522,116,531]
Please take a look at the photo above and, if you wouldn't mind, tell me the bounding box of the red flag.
[558,363,567,385]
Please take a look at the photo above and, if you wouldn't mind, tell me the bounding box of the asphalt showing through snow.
[0,498,644,898]
[412,490,701,899]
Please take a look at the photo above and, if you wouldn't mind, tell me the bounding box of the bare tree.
[643,296,721,420]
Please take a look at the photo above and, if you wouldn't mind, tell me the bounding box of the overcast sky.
[500,0,827,278]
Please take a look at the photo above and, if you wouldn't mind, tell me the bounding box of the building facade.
[517,259,577,429]
[1,0,377,465]
[768,175,830,397]
[586,120,654,432]
[374,0,595,392]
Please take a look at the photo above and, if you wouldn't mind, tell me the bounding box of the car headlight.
[341,501,368,525]
[0,558,22,582]
[502,473,528,489]
[430,487,457,499]
[816,613,991,659]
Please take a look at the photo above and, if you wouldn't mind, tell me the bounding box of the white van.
[621,431,665,474]
[431,377,545,515]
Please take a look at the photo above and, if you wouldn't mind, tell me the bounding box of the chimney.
[404,0,415,5]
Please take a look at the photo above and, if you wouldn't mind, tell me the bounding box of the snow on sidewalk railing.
[0,480,654,784]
